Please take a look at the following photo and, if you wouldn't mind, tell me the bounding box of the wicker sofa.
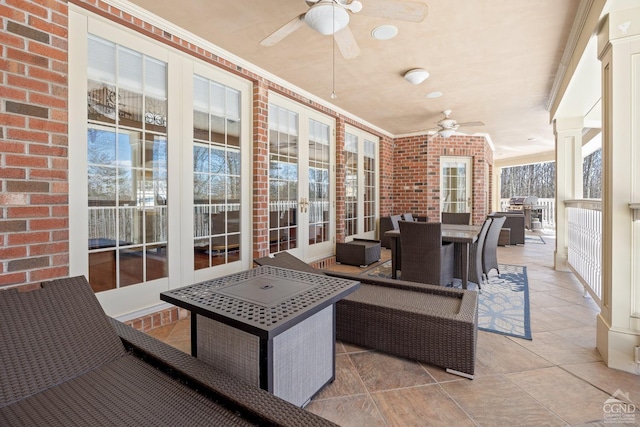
[488,212,525,245]
[0,276,336,427]
[254,252,478,378]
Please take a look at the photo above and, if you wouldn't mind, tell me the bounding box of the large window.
[193,77,242,269]
[86,35,168,292]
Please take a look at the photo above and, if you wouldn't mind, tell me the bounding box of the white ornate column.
[554,117,583,272]
[597,5,640,374]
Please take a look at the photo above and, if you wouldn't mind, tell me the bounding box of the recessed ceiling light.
[426,91,443,99]
[371,25,398,40]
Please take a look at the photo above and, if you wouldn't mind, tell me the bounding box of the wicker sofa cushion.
[0,276,125,407]
[0,276,338,427]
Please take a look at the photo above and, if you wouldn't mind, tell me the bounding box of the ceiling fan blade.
[260,14,306,46]
[333,26,361,59]
[358,0,428,23]
[456,121,485,127]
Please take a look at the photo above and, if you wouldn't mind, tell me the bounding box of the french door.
[69,8,252,316]
[441,156,472,214]
[268,94,335,262]
[344,126,379,240]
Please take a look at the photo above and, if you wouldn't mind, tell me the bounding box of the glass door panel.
[192,77,242,270]
[308,119,330,246]
[344,127,378,240]
[440,156,472,213]
[86,35,168,293]
[268,104,299,253]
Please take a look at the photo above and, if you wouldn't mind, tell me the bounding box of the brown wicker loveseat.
[254,252,478,378]
[0,276,336,427]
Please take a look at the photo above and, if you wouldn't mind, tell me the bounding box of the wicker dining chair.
[441,212,471,225]
[482,215,507,281]
[401,213,415,222]
[468,218,492,289]
[398,221,455,286]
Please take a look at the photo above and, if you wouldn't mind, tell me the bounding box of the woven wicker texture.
[379,215,402,248]
[398,221,455,286]
[0,276,125,407]
[468,219,492,287]
[441,212,471,225]
[482,216,507,279]
[0,276,338,427]
[112,321,338,426]
[336,282,478,376]
[335,239,381,266]
[254,251,319,274]
[489,212,525,245]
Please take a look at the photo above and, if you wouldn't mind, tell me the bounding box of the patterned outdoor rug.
[525,235,545,244]
[362,261,532,340]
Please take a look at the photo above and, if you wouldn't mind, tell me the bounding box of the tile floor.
[148,231,640,426]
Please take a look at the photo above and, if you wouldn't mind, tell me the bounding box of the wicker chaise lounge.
[0,276,336,427]
[254,252,478,378]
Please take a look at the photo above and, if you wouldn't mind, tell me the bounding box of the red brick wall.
[393,134,493,225]
[0,0,70,287]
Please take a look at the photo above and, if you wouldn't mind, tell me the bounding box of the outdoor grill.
[507,196,543,229]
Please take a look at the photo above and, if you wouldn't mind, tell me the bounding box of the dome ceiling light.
[404,68,430,85]
[304,1,351,35]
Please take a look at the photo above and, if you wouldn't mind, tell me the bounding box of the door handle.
[299,198,309,213]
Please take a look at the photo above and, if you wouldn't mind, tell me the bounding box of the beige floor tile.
[371,384,476,427]
[515,331,602,365]
[441,375,565,426]
[529,290,576,308]
[551,325,598,349]
[561,362,640,405]
[530,307,593,333]
[474,331,554,375]
[314,354,367,399]
[348,351,435,392]
[306,395,387,427]
[545,304,599,326]
[506,366,612,425]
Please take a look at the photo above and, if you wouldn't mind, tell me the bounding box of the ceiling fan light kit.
[438,129,457,138]
[304,1,350,35]
[404,68,430,84]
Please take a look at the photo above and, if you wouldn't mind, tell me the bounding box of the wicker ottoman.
[336,239,381,267]
[335,280,478,378]
[498,228,511,246]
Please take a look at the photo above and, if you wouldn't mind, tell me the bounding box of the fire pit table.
[161,266,359,407]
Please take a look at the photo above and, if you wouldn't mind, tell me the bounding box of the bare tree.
[583,149,602,198]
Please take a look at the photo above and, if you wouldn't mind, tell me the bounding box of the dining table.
[385,223,482,290]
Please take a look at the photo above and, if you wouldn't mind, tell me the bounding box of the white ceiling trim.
[546,0,596,113]
[99,0,393,138]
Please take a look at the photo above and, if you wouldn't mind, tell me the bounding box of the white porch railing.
[565,199,602,305]
[499,198,556,229]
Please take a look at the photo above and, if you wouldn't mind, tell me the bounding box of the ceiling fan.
[433,110,485,138]
[260,0,428,59]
